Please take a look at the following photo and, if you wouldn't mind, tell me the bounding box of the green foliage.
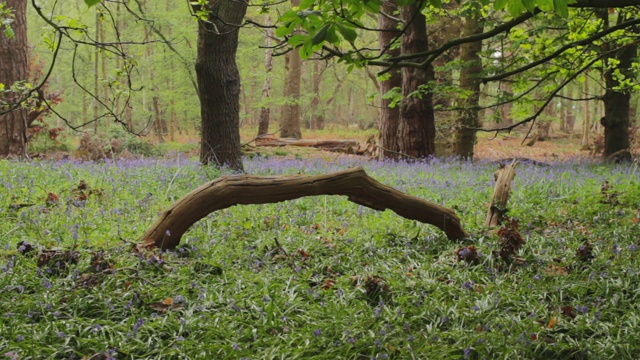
[84,0,102,7]
[0,2,14,39]
[106,127,161,157]
[1,158,639,358]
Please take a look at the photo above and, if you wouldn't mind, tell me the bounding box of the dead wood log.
[255,136,359,153]
[485,160,518,227]
[139,167,467,250]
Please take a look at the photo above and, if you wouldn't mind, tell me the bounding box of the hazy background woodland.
[21,1,640,159]
[27,3,378,143]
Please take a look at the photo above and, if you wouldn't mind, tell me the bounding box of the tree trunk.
[0,0,28,158]
[454,12,483,160]
[486,160,518,227]
[599,11,634,161]
[93,9,100,134]
[152,93,164,143]
[279,0,302,139]
[398,4,436,158]
[257,15,273,137]
[195,0,247,170]
[310,61,325,131]
[378,1,402,160]
[581,71,590,149]
[138,167,467,250]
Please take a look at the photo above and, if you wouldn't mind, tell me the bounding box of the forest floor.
[240,128,596,163]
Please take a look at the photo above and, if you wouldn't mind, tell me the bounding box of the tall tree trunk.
[581,71,591,149]
[196,0,247,170]
[398,4,436,158]
[0,0,28,158]
[257,16,273,136]
[454,12,483,160]
[143,19,164,143]
[377,1,402,159]
[93,9,101,134]
[310,61,325,130]
[279,0,302,139]
[599,11,634,161]
[100,8,109,131]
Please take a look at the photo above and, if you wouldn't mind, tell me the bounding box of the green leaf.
[311,24,329,45]
[506,0,525,16]
[326,26,339,44]
[299,0,315,8]
[84,0,101,7]
[299,41,314,59]
[3,26,14,39]
[429,0,443,7]
[494,0,508,10]
[522,0,536,13]
[337,24,357,42]
[287,34,307,47]
[536,0,554,11]
[554,0,569,17]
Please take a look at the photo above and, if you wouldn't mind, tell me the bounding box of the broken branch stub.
[139,167,468,250]
[485,160,519,227]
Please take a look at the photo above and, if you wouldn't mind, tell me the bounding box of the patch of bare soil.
[474,133,593,163]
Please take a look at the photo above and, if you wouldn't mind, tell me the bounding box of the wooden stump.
[139,167,467,250]
[485,160,518,227]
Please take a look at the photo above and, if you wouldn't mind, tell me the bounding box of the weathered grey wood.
[139,167,467,250]
[485,160,518,227]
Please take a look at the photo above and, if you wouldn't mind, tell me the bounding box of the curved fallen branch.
[139,167,467,250]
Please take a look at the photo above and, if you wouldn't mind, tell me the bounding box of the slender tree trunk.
[581,71,591,149]
[257,16,273,136]
[0,0,28,158]
[152,93,164,143]
[378,1,402,160]
[310,61,325,131]
[454,12,483,160]
[143,20,164,143]
[93,9,100,134]
[599,11,634,161]
[195,0,247,170]
[100,9,109,131]
[280,0,302,139]
[398,4,436,158]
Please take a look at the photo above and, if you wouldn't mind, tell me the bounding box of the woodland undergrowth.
[0,156,639,359]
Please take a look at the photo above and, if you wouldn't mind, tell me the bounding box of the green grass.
[1,157,639,359]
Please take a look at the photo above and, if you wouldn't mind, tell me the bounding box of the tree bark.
[93,9,100,134]
[0,0,28,158]
[310,61,325,130]
[257,15,273,137]
[195,0,247,170]
[398,4,436,158]
[486,160,518,227]
[599,11,635,162]
[279,0,302,139]
[581,71,590,149]
[378,1,402,160]
[454,12,483,160]
[138,167,467,250]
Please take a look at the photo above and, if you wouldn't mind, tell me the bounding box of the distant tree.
[398,3,435,158]
[280,0,303,139]
[0,0,28,158]
[454,6,483,159]
[597,9,636,161]
[377,1,402,160]
[257,15,274,137]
